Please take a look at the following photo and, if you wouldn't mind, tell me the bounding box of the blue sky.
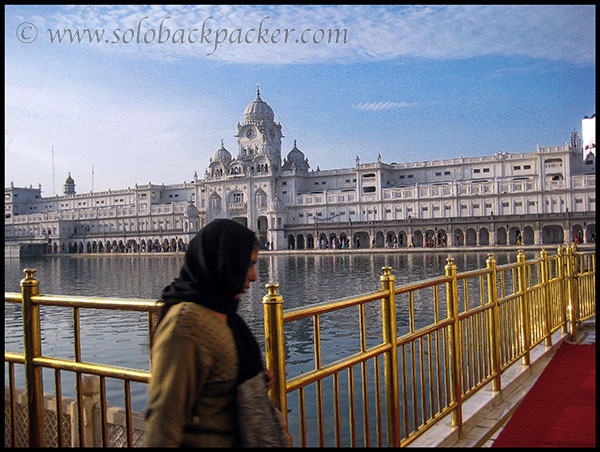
[5,5,596,194]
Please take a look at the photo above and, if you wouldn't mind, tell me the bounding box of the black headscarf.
[160,219,263,384]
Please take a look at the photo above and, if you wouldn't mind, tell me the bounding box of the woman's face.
[236,247,259,299]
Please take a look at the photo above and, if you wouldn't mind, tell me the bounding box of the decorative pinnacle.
[257,83,260,97]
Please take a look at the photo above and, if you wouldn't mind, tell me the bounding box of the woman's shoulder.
[159,302,233,345]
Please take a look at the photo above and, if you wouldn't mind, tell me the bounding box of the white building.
[5,89,596,254]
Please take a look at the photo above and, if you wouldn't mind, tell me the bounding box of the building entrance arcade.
[282,214,595,250]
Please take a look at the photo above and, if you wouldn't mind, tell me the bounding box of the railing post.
[485,254,501,391]
[262,283,288,428]
[21,268,45,447]
[81,375,101,446]
[380,267,401,446]
[556,246,568,333]
[566,244,580,342]
[444,258,463,437]
[539,249,553,346]
[517,250,531,365]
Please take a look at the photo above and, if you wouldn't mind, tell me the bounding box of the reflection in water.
[5,251,537,415]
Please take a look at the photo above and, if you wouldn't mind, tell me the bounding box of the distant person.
[145,219,287,447]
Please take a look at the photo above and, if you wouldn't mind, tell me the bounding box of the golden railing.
[4,270,162,447]
[4,244,595,447]
[263,245,595,447]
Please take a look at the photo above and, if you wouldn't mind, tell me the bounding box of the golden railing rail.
[262,245,595,447]
[4,244,596,447]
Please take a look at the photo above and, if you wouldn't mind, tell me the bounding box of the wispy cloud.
[9,5,595,65]
[353,101,417,111]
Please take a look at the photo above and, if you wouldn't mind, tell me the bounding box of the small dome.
[183,200,199,217]
[243,84,274,122]
[286,140,305,164]
[213,140,232,165]
[65,172,75,184]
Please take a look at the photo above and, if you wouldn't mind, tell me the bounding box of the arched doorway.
[466,228,477,246]
[413,230,423,247]
[339,232,349,249]
[523,226,535,245]
[375,231,385,248]
[478,228,489,246]
[398,230,407,247]
[353,231,369,249]
[584,223,595,243]
[257,216,268,249]
[437,229,448,247]
[496,227,507,245]
[572,224,584,244]
[318,233,328,249]
[454,229,464,246]
[287,234,296,250]
[542,225,563,244]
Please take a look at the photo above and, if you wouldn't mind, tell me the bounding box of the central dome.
[243,85,274,122]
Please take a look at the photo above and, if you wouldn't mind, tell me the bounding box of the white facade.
[5,90,596,252]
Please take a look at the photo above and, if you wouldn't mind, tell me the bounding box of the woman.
[144,219,285,447]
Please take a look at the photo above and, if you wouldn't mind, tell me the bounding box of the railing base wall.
[4,387,147,447]
[408,328,568,448]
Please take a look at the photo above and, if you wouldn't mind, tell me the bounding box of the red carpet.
[492,342,596,448]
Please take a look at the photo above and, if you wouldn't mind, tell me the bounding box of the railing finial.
[263,283,283,304]
[380,266,394,282]
[22,268,38,285]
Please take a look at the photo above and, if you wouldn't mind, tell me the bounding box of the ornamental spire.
[257,83,260,97]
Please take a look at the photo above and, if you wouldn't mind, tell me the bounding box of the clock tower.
[236,84,283,170]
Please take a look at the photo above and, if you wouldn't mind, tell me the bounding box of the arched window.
[256,190,267,207]
[211,194,221,210]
